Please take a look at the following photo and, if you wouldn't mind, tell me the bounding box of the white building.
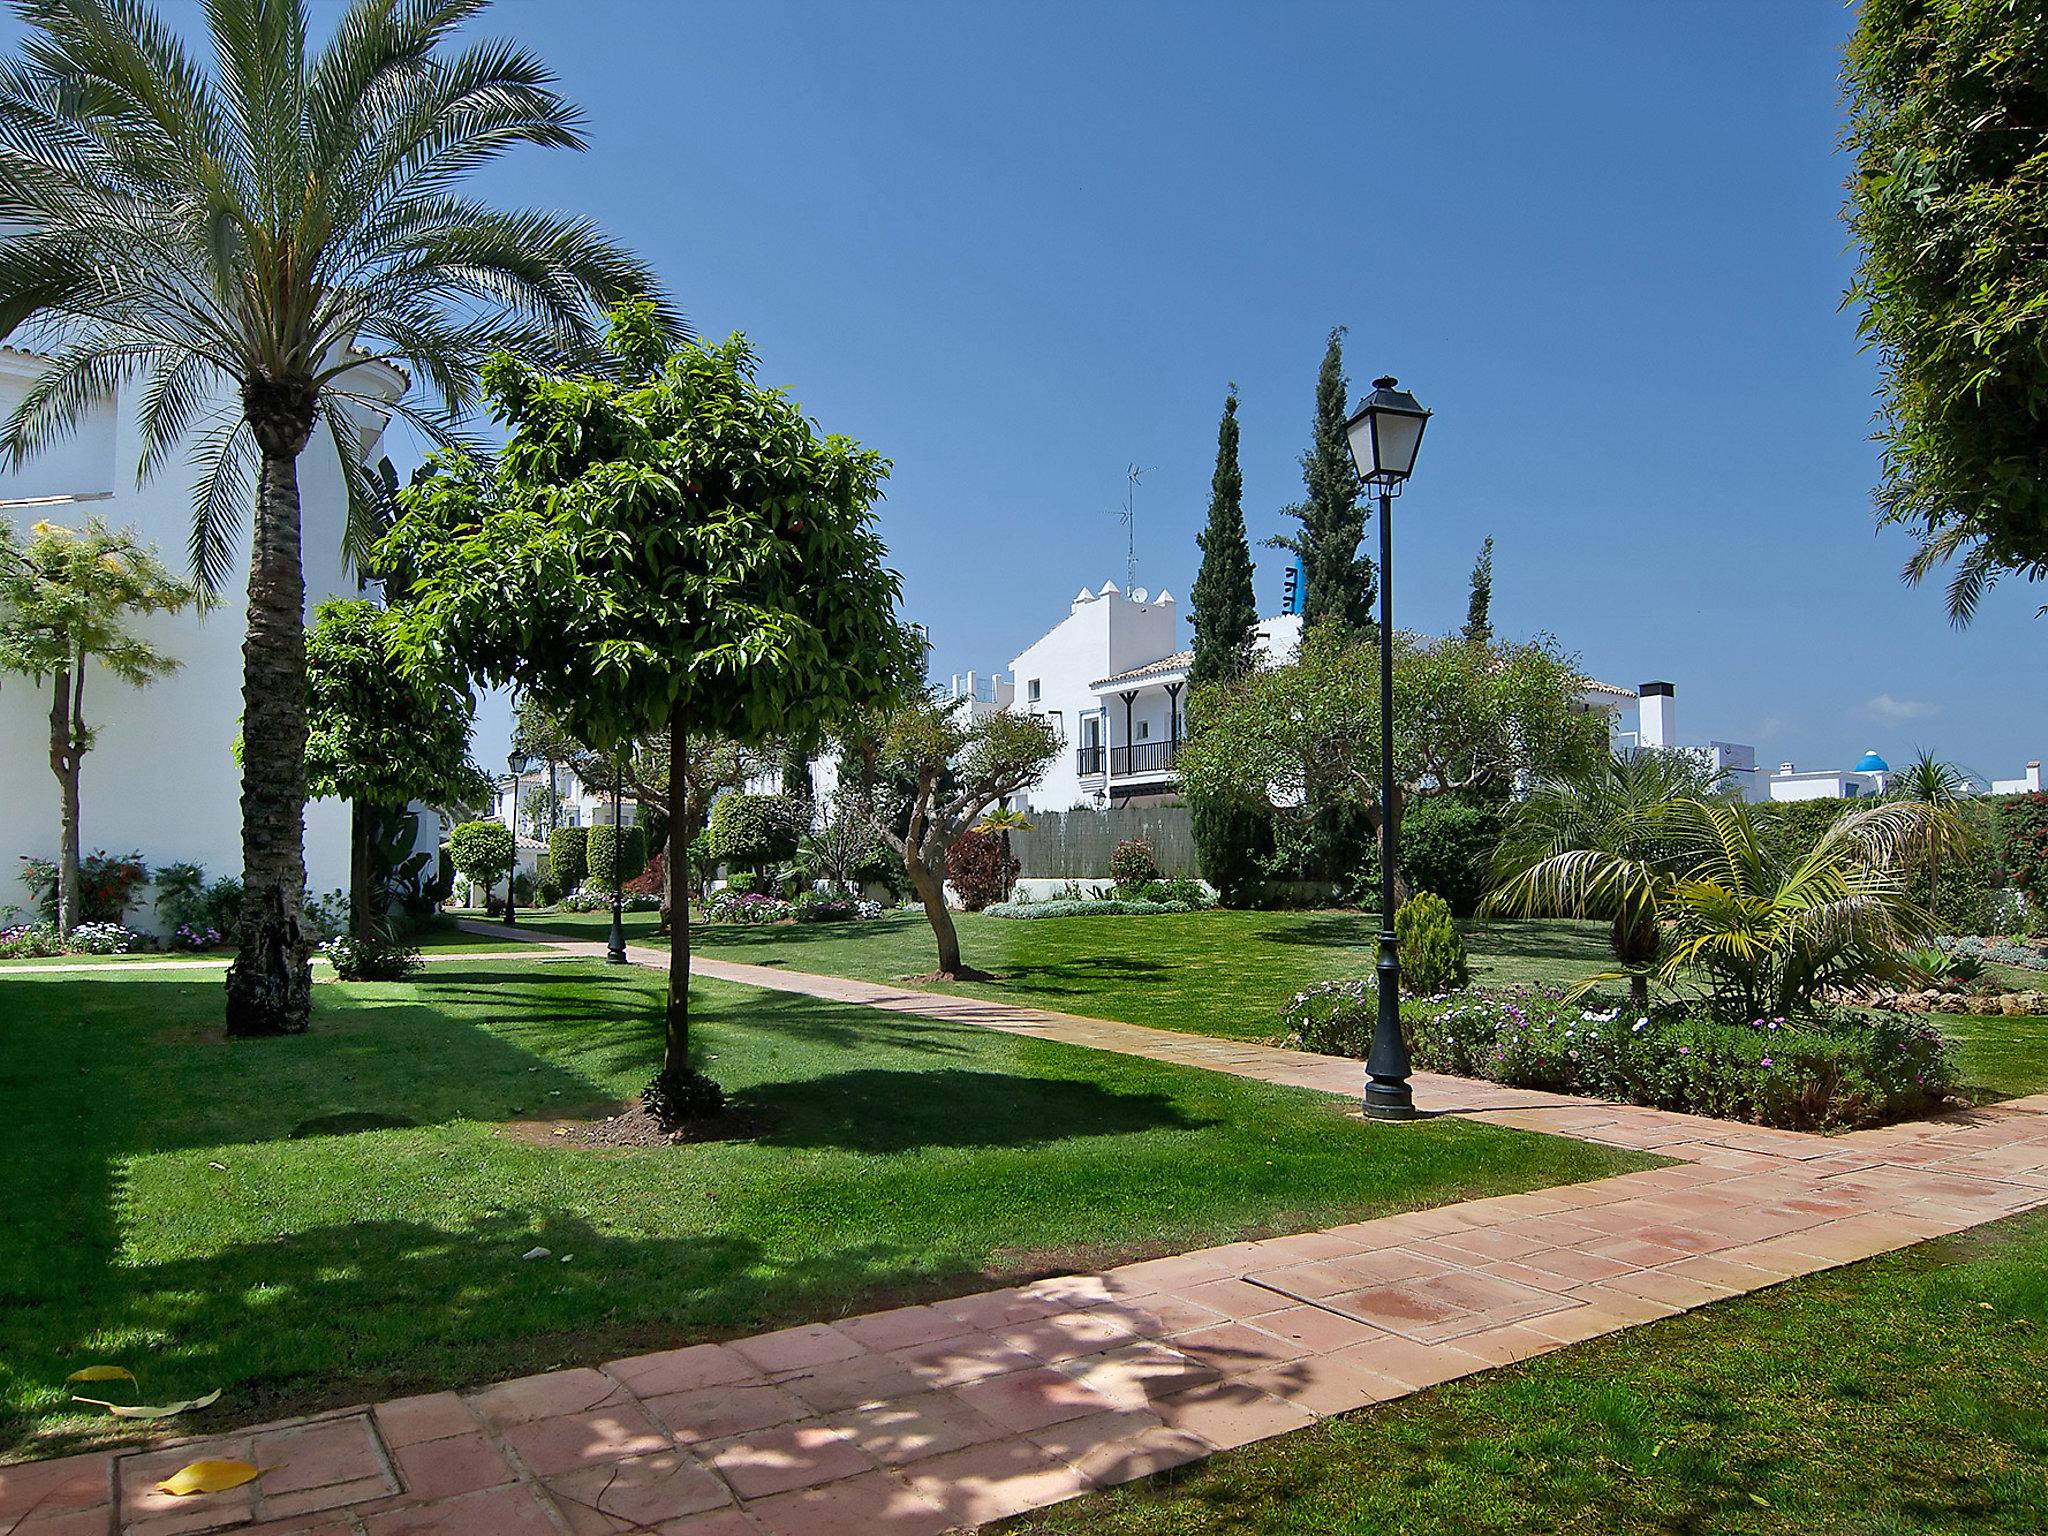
[494,766,638,837]
[0,345,407,929]
[1767,749,1892,802]
[1992,761,2043,797]
[1610,680,1761,799]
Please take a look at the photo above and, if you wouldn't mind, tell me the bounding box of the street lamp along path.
[1343,376,1430,1120]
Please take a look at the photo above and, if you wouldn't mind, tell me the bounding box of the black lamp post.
[606,761,629,965]
[1343,375,1431,1120]
[506,751,535,926]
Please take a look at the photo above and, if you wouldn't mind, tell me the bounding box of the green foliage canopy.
[1843,0,2048,621]
[448,820,515,887]
[304,600,487,809]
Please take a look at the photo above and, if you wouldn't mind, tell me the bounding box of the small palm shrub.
[1395,891,1468,993]
[1109,838,1162,894]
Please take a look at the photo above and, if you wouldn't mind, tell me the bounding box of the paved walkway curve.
[8,928,2048,1536]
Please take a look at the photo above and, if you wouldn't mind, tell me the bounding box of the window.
[1137,720,1150,740]
[1027,678,1041,703]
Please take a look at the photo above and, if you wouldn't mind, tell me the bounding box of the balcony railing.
[1076,745,1105,777]
[1109,741,1178,778]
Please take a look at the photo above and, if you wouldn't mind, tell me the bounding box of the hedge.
[548,826,588,890]
[587,824,648,888]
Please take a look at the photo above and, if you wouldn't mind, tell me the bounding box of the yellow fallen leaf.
[157,1459,262,1497]
[64,1365,136,1384]
[71,1388,221,1419]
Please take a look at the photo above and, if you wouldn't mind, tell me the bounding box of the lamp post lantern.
[1343,375,1430,1120]
[606,759,629,965]
[505,751,535,927]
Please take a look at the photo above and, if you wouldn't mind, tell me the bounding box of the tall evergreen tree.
[1463,535,1495,646]
[1189,389,1259,689]
[1268,328,1372,632]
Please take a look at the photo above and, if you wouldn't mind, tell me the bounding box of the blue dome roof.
[1853,750,1890,774]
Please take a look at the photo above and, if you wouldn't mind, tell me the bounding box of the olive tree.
[842,700,1060,979]
[383,307,919,1120]
[1179,625,1605,907]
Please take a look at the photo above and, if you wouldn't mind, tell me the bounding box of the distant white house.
[1768,749,1894,802]
[1992,762,2044,797]
[0,344,408,928]
[1609,681,1761,800]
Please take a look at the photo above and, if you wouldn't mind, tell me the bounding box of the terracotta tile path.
[9,927,2048,1534]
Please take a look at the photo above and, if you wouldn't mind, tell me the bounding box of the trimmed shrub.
[1109,837,1161,894]
[985,897,1196,918]
[625,849,664,898]
[1191,799,1272,908]
[792,891,881,923]
[322,933,424,981]
[1281,981,1956,1131]
[1394,890,1468,994]
[703,889,793,924]
[588,824,648,888]
[709,792,806,871]
[1397,798,1503,918]
[548,826,588,890]
[946,830,1015,911]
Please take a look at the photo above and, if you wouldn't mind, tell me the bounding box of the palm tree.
[0,0,676,1034]
[972,804,1034,904]
[1888,748,1976,927]
[1484,750,1724,1010]
[1656,798,1939,1020]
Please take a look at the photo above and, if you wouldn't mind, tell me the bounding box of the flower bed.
[1940,935,2048,972]
[0,921,147,958]
[703,890,795,925]
[984,897,1200,919]
[1281,980,1957,1132]
[791,892,882,923]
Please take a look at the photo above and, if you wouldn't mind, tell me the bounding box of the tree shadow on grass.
[964,955,1174,999]
[1460,920,1611,963]
[1251,912,1378,949]
[735,1067,1213,1153]
[2,1208,983,1461]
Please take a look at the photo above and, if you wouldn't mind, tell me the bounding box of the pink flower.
[1678,1045,1690,1055]
[1760,1057,1773,1067]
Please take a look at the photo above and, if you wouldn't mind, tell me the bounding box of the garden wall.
[1009,805,1198,878]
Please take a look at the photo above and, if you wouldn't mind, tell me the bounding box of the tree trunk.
[226,415,316,1037]
[658,826,674,934]
[349,803,377,939]
[906,837,968,977]
[48,660,83,935]
[664,706,691,1079]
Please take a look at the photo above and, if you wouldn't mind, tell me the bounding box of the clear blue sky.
[38,2,2048,781]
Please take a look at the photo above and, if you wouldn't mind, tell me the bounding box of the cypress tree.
[1189,388,1260,689]
[1268,327,1373,632]
[1188,387,1274,905]
[1463,535,1495,646]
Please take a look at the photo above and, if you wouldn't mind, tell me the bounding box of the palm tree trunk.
[226,427,315,1037]
[664,705,691,1079]
[47,661,82,935]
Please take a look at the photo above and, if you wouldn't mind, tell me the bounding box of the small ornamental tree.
[1108,838,1161,894]
[549,827,589,890]
[844,700,1061,978]
[0,519,192,933]
[304,600,488,936]
[382,308,920,1119]
[1394,891,1469,995]
[945,830,1014,912]
[448,820,515,905]
[709,792,807,875]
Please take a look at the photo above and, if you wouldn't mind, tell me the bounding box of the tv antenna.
[1109,463,1148,591]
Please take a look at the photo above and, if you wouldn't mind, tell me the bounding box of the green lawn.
[524,908,1615,1043]
[0,959,1648,1459]
[1948,1013,2048,1102]
[1002,1208,2048,1536]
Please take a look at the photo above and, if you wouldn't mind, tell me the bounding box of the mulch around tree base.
[500,1099,765,1149]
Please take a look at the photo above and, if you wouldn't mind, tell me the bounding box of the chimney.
[2029,761,2043,793]
[1779,761,1796,775]
[1638,681,1676,750]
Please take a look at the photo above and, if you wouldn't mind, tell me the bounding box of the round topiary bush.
[1394,889,1469,994]
[709,792,807,871]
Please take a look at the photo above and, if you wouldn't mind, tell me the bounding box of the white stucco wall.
[0,349,400,930]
